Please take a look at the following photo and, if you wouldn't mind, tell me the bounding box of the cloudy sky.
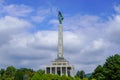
[0,0,120,73]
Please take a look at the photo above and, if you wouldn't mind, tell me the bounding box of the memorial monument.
[45,11,74,76]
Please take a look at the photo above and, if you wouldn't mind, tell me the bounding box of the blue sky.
[6,0,119,14]
[0,0,120,73]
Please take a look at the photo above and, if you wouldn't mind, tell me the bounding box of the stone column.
[66,67,67,76]
[58,24,63,58]
[60,67,62,76]
[50,67,52,74]
[55,67,57,74]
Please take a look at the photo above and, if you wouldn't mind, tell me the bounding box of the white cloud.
[0,16,32,32]
[0,2,120,74]
[31,6,58,23]
[93,39,106,50]
[2,4,33,17]
[0,16,32,46]
[31,8,51,23]
[106,15,120,44]
[63,31,85,53]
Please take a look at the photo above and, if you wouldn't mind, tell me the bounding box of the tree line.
[0,66,90,80]
[0,54,120,80]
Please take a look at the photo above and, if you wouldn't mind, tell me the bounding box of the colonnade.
[46,66,74,76]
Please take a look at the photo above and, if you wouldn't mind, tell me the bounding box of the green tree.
[75,77,81,80]
[61,75,69,80]
[103,54,120,80]
[0,69,5,77]
[90,78,96,80]
[31,72,41,80]
[5,66,16,79]
[92,65,105,80]
[17,68,34,79]
[82,78,88,80]
[52,74,61,80]
[42,74,55,80]
[76,70,85,79]
[80,70,85,79]
[6,77,12,80]
[92,54,120,80]
[68,76,74,80]
[14,70,24,80]
[76,71,80,78]
[37,69,45,75]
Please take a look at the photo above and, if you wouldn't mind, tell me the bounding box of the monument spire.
[58,11,64,58]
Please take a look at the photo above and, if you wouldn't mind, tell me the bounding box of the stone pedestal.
[45,58,74,76]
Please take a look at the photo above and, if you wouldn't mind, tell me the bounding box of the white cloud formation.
[0,16,32,46]
[31,6,58,23]
[106,15,120,44]
[1,4,33,17]
[0,16,31,31]
[31,8,51,23]
[0,2,120,74]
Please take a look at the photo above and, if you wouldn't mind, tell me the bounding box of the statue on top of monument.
[58,11,64,24]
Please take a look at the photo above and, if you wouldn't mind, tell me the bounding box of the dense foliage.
[0,66,92,80]
[76,70,85,79]
[92,54,120,80]
[0,66,35,80]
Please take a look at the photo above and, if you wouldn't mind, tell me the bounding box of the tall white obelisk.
[58,24,63,58]
[58,11,64,58]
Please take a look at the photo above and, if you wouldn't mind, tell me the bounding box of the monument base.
[45,58,74,76]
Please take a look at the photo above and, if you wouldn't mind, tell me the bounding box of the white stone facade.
[45,58,74,76]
